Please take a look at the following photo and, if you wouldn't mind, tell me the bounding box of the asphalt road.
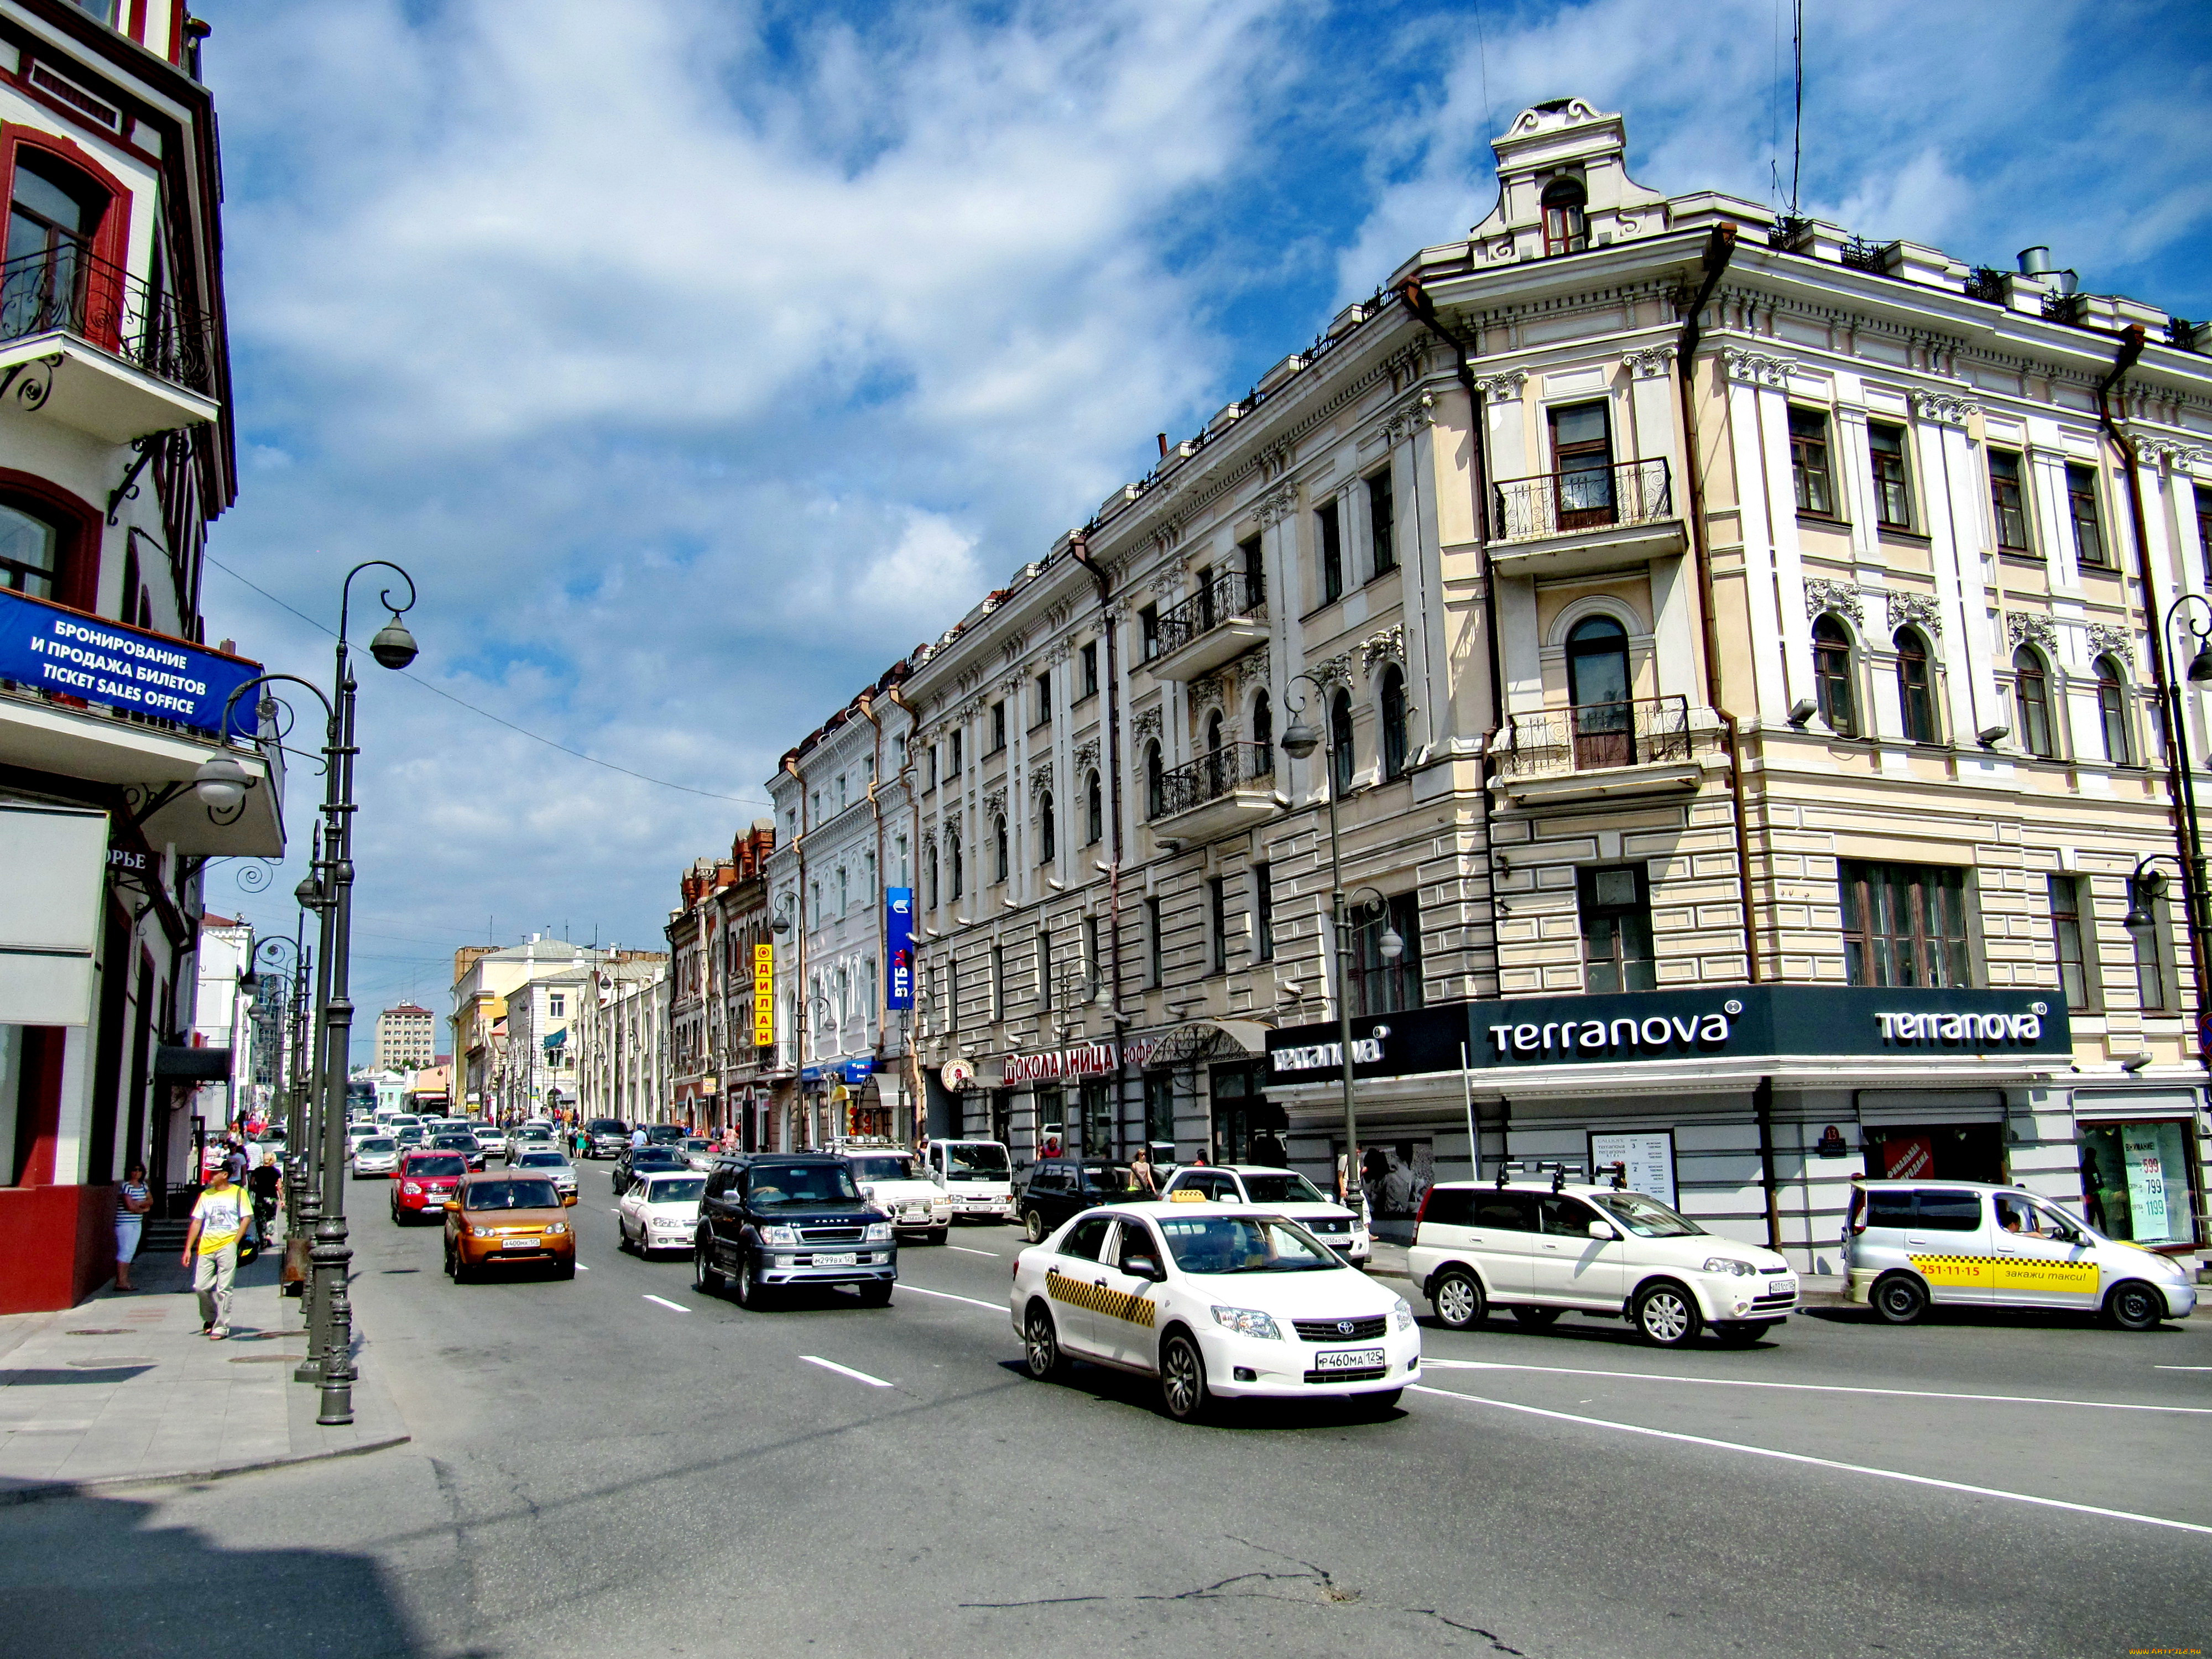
[3,1170,2206,1658]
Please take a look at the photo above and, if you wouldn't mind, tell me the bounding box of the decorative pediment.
[1028,764,1056,804]
[982,786,1008,821]
[1885,591,1944,637]
[1625,345,1676,379]
[1909,388,1981,427]
[2006,613,2057,650]
[2086,623,2135,666]
[1190,675,1226,715]
[1360,623,1406,675]
[1257,487,1298,528]
[1723,348,1791,388]
[1804,578,1864,624]
[1073,737,1100,775]
[1132,705,1165,744]
[1311,652,1355,691]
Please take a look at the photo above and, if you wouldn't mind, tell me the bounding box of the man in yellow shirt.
[181,1164,252,1338]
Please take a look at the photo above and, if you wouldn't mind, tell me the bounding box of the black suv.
[613,1143,686,1193]
[693,1154,896,1309]
[1016,1158,1147,1243]
[584,1119,628,1159]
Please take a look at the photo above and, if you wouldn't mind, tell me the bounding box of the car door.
[1906,1188,1992,1303]
[1462,1191,1540,1300]
[1990,1193,2103,1309]
[1044,1213,1118,1358]
[701,1168,739,1267]
[1531,1194,1626,1307]
[1095,1218,1170,1369]
[618,1181,641,1241]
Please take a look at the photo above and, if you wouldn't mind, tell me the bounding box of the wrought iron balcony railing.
[1495,695,1702,777]
[1154,741,1276,820]
[1492,456,1672,543]
[1,241,215,394]
[1154,565,1266,658]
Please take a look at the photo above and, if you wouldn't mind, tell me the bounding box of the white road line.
[897,1282,1004,1312]
[1410,1384,2212,1537]
[802,1355,893,1388]
[643,1295,689,1314]
[2154,1365,2212,1371]
[1418,1358,2212,1416]
[948,1245,999,1257]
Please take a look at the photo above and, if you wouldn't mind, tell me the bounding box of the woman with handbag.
[114,1161,152,1291]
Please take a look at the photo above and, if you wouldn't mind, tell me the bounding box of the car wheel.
[1159,1331,1209,1423]
[735,1249,764,1310]
[1871,1271,1928,1326]
[1632,1281,1702,1347]
[928,1228,948,1246]
[1431,1268,1486,1331]
[858,1282,892,1308]
[1023,1208,1046,1244]
[1022,1303,1064,1379]
[2106,1280,2166,1331]
[1511,1306,1562,1328]
[554,1259,576,1280]
[451,1250,471,1285]
[442,1242,455,1279]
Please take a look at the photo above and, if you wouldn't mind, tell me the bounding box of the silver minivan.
[1843,1180,2195,1329]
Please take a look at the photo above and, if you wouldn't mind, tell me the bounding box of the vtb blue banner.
[0,587,259,738]
[885,886,914,1009]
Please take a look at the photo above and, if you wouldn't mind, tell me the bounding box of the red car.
[390,1151,468,1225]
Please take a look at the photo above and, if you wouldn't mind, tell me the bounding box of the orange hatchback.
[444,1169,576,1282]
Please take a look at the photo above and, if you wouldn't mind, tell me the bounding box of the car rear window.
[588,1120,625,1134]
[408,1155,467,1177]
[1915,1190,1985,1231]
[358,1138,394,1153]
[745,1163,859,1205]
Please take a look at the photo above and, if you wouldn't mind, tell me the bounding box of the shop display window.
[2078,1121,2195,1248]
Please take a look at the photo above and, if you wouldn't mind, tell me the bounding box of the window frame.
[1578,864,1656,993]
[1316,499,1343,606]
[2013,646,2055,759]
[1788,406,1838,518]
[1078,640,1099,700]
[1253,860,1274,963]
[1350,892,1422,1016]
[1539,174,1588,256]
[0,476,98,611]
[1893,626,1938,744]
[2047,873,2093,1013]
[1366,467,1396,576]
[1328,691,1354,795]
[1987,448,2030,552]
[1838,859,1976,989]
[1207,875,1228,974]
[1379,664,1409,780]
[1083,769,1103,847]
[2066,463,2109,570]
[1812,614,1857,737]
[989,702,1006,754]
[1037,791,1055,867]
[2094,655,2132,765]
[1867,420,1914,530]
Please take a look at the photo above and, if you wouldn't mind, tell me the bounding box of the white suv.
[1407,1178,1799,1347]
[838,1146,953,1244]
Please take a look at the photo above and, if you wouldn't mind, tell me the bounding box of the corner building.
[904,98,2210,1277]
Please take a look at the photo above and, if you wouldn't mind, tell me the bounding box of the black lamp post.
[2151,594,2212,1068]
[252,929,310,1237]
[1278,674,1404,1206]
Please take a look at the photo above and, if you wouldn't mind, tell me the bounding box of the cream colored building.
[373,1003,435,1072]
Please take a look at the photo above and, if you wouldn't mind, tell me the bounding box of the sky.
[190,0,2212,1057]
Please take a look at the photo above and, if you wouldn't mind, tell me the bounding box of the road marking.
[1418,1358,2212,1416]
[898,1282,1004,1312]
[575,1263,588,1271]
[802,1355,892,1388]
[1410,1385,2212,1537]
[949,1245,999,1257]
[642,1295,690,1313]
[2154,1365,2212,1371]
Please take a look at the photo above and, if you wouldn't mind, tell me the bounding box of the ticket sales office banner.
[0,587,259,738]
[1266,985,2074,1084]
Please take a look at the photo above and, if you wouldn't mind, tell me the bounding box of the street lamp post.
[2150,595,2212,1065]
[1277,674,1404,1208]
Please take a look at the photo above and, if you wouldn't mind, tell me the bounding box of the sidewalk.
[0,1238,409,1501]
[1364,1239,1853,1306]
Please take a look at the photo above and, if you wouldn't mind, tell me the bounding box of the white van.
[921,1138,1015,1222]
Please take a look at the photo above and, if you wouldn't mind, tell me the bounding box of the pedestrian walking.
[181,1165,252,1338]
[247,1148,283,1240]
[114,1161,152,1291]
[222,1136,248,1188]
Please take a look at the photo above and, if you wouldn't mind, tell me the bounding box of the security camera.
[1787,697,1819,727]
[1977,723,2011,747]
[2120,1050,2152,1073]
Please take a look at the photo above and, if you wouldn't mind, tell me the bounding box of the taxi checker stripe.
[1046,1267,1156,1329]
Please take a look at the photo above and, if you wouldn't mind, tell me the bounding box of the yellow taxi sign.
[1169,1188,1209,1203]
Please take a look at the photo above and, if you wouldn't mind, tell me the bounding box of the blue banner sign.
[843,1058,874,1086]
[885,886,914,1009]
[0,587,258,737]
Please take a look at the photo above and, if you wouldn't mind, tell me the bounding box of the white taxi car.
[1158,1165,1371,1265]
[839,1146,953,1244]
[617,1170,706,1256]
[1010,1200,1419,1422]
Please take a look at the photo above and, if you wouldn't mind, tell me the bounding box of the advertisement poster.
[752,942,775,1047]
[1588,1130,1677,1208]
[885,886,914,1009]
[2121,1123,2173,1243]
[0,587,259,737]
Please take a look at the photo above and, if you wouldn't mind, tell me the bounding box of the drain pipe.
[1068,530,1130,1146]
[884,678,930,1129]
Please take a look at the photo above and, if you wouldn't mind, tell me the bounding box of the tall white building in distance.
[375,1003,436,1072]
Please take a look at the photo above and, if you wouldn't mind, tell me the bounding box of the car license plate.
[501,1238,537,1250]
[1767,1278,1797,1297]
[812,1252,857,1267]
[1314,1347,1384,1370]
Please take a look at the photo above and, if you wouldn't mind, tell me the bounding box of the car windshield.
[431,1135,476,1149]
[358,1139,394,1154]
[517,1152,568,1168]
[408,1155,467,1177]
[644,1178,705,1204]
[1591,1192,1705,1238]
[1156,1215,1342,1275]
[747,1163,860,1206]
[1241,1173,1329,1204]
[946,1143,1010,1178]
[588,1121,624,1134]
[851,1156,917,1181]
[681,1139,711,1153]
[465,1179,561,1211]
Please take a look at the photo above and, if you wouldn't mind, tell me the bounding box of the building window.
[2013,647,2054,758]
[1079,640,1099,699]
[1144,1071,1175,1150]
[1788,408,1835,517]
[948,828,963,900]
[1037,791,1056,865]
[2048,874,2091,1011]
[1988,450,2029,551]
[2079,1121,2196,1246]
[837,866,848,915]
[1549,402,1614,529]
[991,943,1005,1024]
[1139,604,1159,662]
[992,815,1009,884]
[1352,893,1421,1015]
[1083,770,1102,846]
[548,993,566,1018]
[1317,499,1343,604]
[1540,175,1587,255]
[1577,864,1656,992]
[1039,927,1053,1008]
[1253,862,1274,962]
[927,847,940,910]
[0,497,71,606]
[1239,534,1265,608]
[2095,656,2131,764]
[895,834,909,886]
[1084,912,1101,977]
[1894,627,1937,743]
[1567,614,1634,767]
[950,729,963,774]
[1145,895,1164,985]
[1813,615,1857,735]
[1839,860,1973,988]
[1328,691,1354,795]
[2066,463,2107,569]
[1379,664,1409,779]
[1368,468,1396,576]
[989,702,1006,753]
[2132,888,2174,1012]
[1034,672,1052,729]
[1208,876,1228,973]
[1251,690,1272,755]
[2197,485,2212,586]
[1144,740,1164,820]
[1869,421,1913,529]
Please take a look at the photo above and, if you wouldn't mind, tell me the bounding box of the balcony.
[1147,566,1269,683]
[1492,695,1724,806]
[1152,741,1280,842]
[0,244,220,442]
[1488,457,1682,576]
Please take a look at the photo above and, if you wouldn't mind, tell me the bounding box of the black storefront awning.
[155,1045,233,1083]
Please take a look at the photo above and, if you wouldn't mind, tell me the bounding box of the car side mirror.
[444,1199,460,1211]
[1588,1220,1616,1240]
[1125,1255,1164,1281]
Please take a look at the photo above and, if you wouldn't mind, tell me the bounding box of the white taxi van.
[1010,1199,1419,1422]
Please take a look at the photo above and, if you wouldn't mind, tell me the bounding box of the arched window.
[1567,614,1632,768]
[926,846,940,910]
[0,499,61,601]
[1204,709,1226,794]
[1037,791,1055,865]
[1894,627,1937,743]
[1084,769,1102,846]
[2013,646,2054,758]
[1541,175,1588,256]
[1380,665,1409,778]
[1328,691,1355,795]
[1145,740,1164,820]
[2095,656,2131,764]
[1813,615,1856,736]
[4,143,127,357]
[948,827,963,900]
[993,814,1009,883]
[1251,690,1272,755]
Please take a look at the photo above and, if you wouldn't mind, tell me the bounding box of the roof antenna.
[1790,0,1804,217]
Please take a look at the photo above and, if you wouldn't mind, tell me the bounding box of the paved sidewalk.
[0,1239,408,1499]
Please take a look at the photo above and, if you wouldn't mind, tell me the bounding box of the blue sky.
[189,0,2212,1051]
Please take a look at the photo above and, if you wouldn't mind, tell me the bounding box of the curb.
[0,1432,410,1507]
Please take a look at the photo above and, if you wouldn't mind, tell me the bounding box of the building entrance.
[1861,1123,2005,1184]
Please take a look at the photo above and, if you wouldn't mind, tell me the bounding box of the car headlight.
[544,1221,567,1235]
[1703,1257,1756,1276]
[470,1226,492,1238]
[402,1182,421,1194]
[1211,1306,1283,1339]
[759,1224,798,1245]
[864,1222,894,1243]
[1392,1296,1415,1331]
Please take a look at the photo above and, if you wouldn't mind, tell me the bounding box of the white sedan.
[1010,1200,1420,1422]
[510,1148,578,1204]
[618,1171,706,1256]
[351,1136,400,1178]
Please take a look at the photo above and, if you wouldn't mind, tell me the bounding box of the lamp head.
[770,913,792,936]
[1378,924,1405,964]
[1279,718,1321,760]
[193,753,251,812]
[2188,643,2212,684]
[368,618,419,671]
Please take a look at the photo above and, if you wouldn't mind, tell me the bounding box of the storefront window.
[1078,1079,1112,1159]
[2079,1121,2195,1247]
[1143,1071,1175,1152]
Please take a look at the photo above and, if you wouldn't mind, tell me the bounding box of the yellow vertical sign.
[753,942,776,1048]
